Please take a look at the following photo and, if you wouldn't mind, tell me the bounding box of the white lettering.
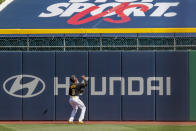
[124,3,153,16]
[166,77,171,95]
[95,0,107,3]
[53,76,171,96]
[91,77,107,95]
[147,77,163,95]
[69,0,89,2]
[39,2,180,18]
[60,3,95,17]
[39,3,70,17]
[54,77,70,95]
[128,77,144,95]
[91,3,120,17]
[109,77,125,95]
[115,0,141,2]
[150,2,179,17]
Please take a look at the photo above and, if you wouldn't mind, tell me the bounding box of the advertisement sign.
[0,0,196,33]
[0,52,189,120]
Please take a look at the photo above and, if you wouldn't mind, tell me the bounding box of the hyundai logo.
[3,75,45,98]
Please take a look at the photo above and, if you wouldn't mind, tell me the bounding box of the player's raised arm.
[81,75,87,87]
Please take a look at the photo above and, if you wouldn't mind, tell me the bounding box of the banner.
[0,0,196,33]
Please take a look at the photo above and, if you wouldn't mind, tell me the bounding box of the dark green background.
[189,51,196,120]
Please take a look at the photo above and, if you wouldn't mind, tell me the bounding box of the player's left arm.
[78,75,87,94]
[80,75,87,87]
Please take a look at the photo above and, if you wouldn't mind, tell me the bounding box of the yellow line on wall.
[0,28,196,34]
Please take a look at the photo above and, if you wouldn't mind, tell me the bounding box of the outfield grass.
[0,124,196,131]
[0,0,5,4]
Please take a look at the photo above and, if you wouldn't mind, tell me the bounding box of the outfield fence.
[0,51,191,121]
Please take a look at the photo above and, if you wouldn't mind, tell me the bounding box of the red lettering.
[67,2,149,25]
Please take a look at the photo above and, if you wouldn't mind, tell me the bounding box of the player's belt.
[70,96,79,99]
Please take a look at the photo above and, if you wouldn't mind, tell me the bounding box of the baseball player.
[68,75,87,124]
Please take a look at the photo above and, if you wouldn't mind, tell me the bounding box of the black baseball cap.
[70,75,76,83]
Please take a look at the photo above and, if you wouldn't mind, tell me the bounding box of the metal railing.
[0,34,195,51]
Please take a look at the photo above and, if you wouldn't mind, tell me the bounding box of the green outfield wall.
[189,51,196,120]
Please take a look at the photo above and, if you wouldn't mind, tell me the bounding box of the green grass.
[0,0,5,4]
[0,124,196,131]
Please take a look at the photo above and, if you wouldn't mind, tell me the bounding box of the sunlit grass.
[0,124,196,131]
[0,0,5,4]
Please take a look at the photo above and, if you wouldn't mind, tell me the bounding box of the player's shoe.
[68,121,73,124]
[78,121,84,124]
